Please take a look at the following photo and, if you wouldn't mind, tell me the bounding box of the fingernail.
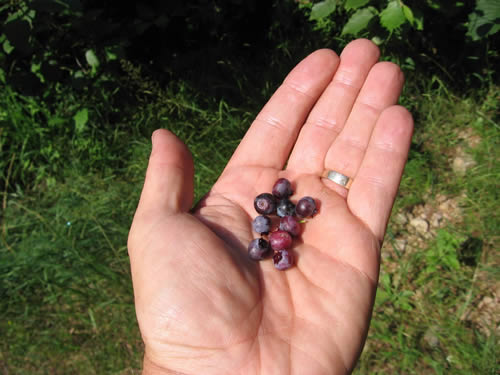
[151,130,158,146]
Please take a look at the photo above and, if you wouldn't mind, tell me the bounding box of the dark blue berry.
[252,215,271,234]
[272,178,293,199]
[295,196,317,218]
[248,238,271,261]
[254,193,276,215]
[276,199,295,217]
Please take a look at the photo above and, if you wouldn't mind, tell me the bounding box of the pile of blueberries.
[248,178,317,270]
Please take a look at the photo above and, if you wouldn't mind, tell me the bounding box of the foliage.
[299,0,500,86]
[0,0,279,95]
[424,229,463,274]
[301,0,500,40]
[467,0,500,40]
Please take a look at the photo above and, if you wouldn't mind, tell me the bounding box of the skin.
[128,39,414,375]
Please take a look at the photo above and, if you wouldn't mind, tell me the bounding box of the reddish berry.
[279,216,301,237]
[269,230,293,250]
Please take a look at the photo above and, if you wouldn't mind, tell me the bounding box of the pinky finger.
[347,106,414,242]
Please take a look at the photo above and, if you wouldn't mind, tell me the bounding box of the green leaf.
[85,49,100,71]
[344,0,370,11]
[402,5,414,23]
[48,117,66,127]
[341,7,376,35]
[426,229,464,272]
[2,39,14,54]
[467,0,500,41]
[371,35,383,45]
[379,0,407,32]
[402,5,424,30]
[310,0,337,21]
[73,108,88,133]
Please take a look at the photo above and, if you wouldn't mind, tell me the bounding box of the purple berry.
[295,196,317,218]
[279,216,301,237]
[254,193,276,215]
[252,215,271,234]
[272,178,293,199]
[248,238,271,261]
[276,199,295,217]
[269,230,293,250]
[273,249,294,270]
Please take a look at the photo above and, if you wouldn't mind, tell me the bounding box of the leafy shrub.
[301,0,499,40]
[298,0,500,85]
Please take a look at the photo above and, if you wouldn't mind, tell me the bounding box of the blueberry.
[272,178,293,199]
[295,196,317,218]
[248,238,271,261]
[279,216,301,237]
[252,215,271,235]
[254,193,276,215]
[276,199,295,217]
[273,249,294,270]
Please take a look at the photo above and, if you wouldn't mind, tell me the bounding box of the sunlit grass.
[355,84,499,374]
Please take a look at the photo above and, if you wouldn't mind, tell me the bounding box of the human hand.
[128,39,413,375]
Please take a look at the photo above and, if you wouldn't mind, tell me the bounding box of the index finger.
[223,49,340,171]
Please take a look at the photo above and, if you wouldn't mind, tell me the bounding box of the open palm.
[128,39,413,375]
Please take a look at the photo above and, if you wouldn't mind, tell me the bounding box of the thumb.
[135,129,194,216]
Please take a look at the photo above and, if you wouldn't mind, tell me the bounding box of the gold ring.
[322,170,353,189]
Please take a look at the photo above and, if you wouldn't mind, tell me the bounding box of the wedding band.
[322,170,353,189]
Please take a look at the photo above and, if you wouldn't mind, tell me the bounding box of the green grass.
[355,83,499,374]
[1,58,498,374]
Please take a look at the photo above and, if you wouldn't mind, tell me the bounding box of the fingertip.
[285,48,340,90]
[151,128,163,146]
[378,105,414,144]
[388,105,414,126]
[139,128,194,215]
[341,38,380,61]
[310,48,340,66]
[150,128,193,165]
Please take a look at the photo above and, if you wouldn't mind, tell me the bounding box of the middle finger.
[286,39,380,175]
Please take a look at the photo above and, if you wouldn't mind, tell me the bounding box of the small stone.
[430,212,443,228]
[394,212,408,226]
[394,238,408,253]
[452,151,476,176]
[423,327,440,348]
[436,194,448,204]
[409,217,429,235]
